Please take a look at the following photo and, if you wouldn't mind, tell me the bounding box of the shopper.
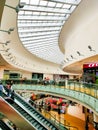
[0,82,4,96]
[6,82,11,97]
[58,104,61,115]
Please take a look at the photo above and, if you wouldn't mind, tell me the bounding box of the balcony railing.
[4,79,97,114]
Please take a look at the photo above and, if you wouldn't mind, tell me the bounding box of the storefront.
[82,62,98,84]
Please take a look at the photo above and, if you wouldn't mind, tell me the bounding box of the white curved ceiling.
[0,0,69,74]
[1,0,97,75]
[60,0,98,74]
[17,0,81,64]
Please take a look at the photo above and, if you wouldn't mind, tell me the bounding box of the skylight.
[18,0,81,64]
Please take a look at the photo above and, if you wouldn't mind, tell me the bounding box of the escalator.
[1,96,50,130]
[14,92,59,130]
[2,92,59,130]
[10,101,49,130]
[0,96,35,130]
[0,120,13,130]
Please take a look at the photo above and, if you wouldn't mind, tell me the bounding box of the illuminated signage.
[83,63,98,68]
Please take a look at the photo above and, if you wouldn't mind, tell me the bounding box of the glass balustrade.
[2,79,98,114]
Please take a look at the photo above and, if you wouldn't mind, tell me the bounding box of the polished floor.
[42,110,94,130]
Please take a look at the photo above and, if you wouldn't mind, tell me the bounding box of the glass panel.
[56,3,63,8]
[63,4,71,9]
[48,1,56,7]
[40,1,48,6]
[30,0,40,5]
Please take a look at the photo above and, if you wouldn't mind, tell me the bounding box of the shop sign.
[83,63,98,68]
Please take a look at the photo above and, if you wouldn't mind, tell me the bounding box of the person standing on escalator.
[6,82,11,97]
[0,82,4,96]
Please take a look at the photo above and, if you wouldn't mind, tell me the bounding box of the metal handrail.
[10,81,98,114]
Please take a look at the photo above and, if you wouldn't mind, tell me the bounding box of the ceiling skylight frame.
[18,0,82,64]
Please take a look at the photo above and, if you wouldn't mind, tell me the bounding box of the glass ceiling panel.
[20,34,58,42]
[18,23,63,27]
[18,0,82,64]
[19,31,59,37]
[18,15,67,21]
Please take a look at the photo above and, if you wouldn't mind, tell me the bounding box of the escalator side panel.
[0,97,35,130]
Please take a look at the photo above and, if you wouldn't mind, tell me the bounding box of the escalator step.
[44,121,48,124]
[49,125,54,129]
[52,128,57,130]
[47,124,51,127]
[36,115,40,118]
[28,117,33,121]
[31,111,35,114]
[23,113,28,116]
[20,111,24,113]
[25,115,30,119]
[16,106,21,109]
[30,109,34,112]
[41,119,45,122]
[31,120,35,124]
[39,127,45,130]
[36,124,41,129]
[34,113,39,117]
[39,117,43,120]
[26,105,30,108]
[33,122,38,126]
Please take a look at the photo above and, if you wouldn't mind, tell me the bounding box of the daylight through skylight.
[18,0,81,64]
